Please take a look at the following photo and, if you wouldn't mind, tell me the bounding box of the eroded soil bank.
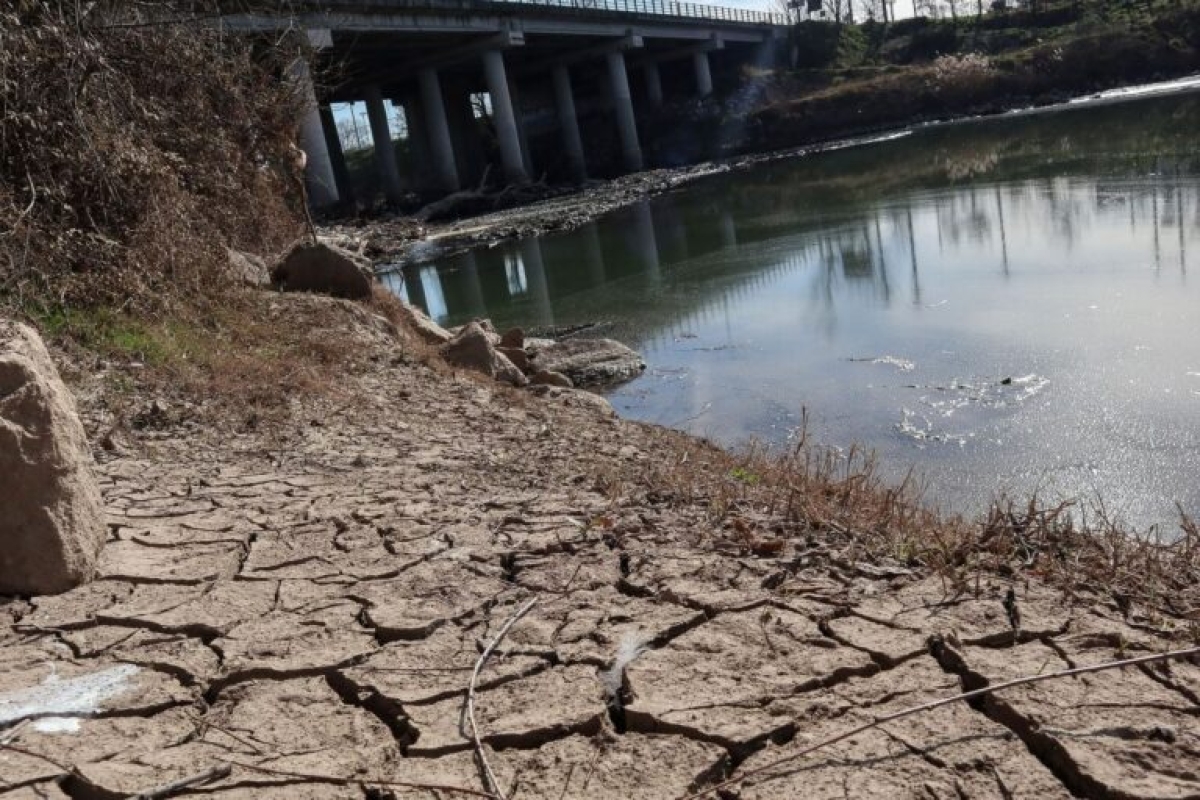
[2,292,1198,800]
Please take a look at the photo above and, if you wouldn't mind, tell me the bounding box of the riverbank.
[3,289,1199,799]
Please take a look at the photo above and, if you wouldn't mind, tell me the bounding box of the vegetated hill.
[752,0,1200,146]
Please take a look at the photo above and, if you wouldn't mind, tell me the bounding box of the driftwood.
[467,596,540,800]
[414,165,492,222]
[679,643,1200,800]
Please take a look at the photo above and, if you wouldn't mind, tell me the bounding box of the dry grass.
[0,1,305,317]
[625,416,1200,628]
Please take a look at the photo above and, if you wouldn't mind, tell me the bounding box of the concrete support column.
[551,64,587,184]
[693,50,713,98]
[292,58,339,208]
[644,61,664,109]
[482,50,529,185]
[318,105,354,206]
[605,51,643,173]
[418,67,460,193]
[364,85,404,205]
[401,93,433,192]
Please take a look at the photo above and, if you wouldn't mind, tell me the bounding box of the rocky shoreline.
[2,290,1198,800]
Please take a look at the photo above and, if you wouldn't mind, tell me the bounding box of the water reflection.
[386,91,1200,527]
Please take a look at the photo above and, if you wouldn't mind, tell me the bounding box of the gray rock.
[496,346,530,373]
[271,240,373,300]
[0,321,105,595]
[397,304,453,345]
[440,322,527,387]
[499,327,524,349]
[528,338,645,388]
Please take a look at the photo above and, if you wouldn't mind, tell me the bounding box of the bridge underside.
[226,5,785,208]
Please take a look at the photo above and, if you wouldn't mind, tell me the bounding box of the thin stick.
[219,758,497,798]
[679,644,1200,800]
[130,764,232,799]
[468,596,539,800]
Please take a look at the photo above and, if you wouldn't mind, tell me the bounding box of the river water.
[383,88,1200,529]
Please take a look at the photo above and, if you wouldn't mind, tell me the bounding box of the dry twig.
[219,758,498,798]
[130,764,232,799]
[467,596,540,800]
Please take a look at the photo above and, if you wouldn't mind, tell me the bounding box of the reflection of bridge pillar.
[483,50,530,185]
[631,203,660,278]
[364,85,404,205]
[459,252,488,317]
[402,265,428,312]
[582,222,606,285]
[418,67,460,193]
[644,62,664,108]
[518,238,554,325]
[719,209,737,248]
[605,51,643,173]
[292,59,339,208]
[318,105,354,206]
[551,64,587,183]
[693,51,713,97]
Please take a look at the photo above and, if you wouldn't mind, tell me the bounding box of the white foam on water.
[0,664,139,734]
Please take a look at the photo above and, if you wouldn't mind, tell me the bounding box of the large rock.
[440,322,528,387]
[527,338,646,387]
[395,303,452,345]
[271,241,373,300]
[0,321,105,596]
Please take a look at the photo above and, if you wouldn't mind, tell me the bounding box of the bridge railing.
[488,0,786,24]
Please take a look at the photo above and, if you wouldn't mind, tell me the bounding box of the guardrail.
[488,0,787,24]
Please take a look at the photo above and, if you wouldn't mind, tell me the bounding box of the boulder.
[531,385,615,417]
[440,322,527,387]
[226,248,270,288]
[530,370,573,389]
[271,241,373,300]
[527,338,646,388]
[0,321,105,596]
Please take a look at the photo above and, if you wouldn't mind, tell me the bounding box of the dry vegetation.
[621,420,1200,628]
[0,1,304,315]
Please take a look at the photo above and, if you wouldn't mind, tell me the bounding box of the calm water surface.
[384,91,1200,528]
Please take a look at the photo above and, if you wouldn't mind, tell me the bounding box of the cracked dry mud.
[2,298,1199,799]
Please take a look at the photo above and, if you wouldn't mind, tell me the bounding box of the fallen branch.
[130,764,232,799]
[468,596,540,800]
[679,643,1200,800]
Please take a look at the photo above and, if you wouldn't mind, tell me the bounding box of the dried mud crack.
[3,293,1199,800]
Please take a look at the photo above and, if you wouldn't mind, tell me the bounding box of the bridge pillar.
[292,58,339,208]
[643,61,664,109]
[605,51,643,173]
[364,85,404,205]
[318,105,354,207]
[693,51,713,98]
[418,67,460,194]
[400,92,432,193]
[482,50,530,185]
[551,64,587,184]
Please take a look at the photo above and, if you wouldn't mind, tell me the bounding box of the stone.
[440,321,497,377]
[530,369,573,388]
[441,322,528,387]
[0,321,105,596]
[499,327,524,349]
[497,345,530,373]
[527,338,646,387]
[270,240,373,300]
[226,248,269,287]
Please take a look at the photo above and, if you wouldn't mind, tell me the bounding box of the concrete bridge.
[222,0,786,208]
